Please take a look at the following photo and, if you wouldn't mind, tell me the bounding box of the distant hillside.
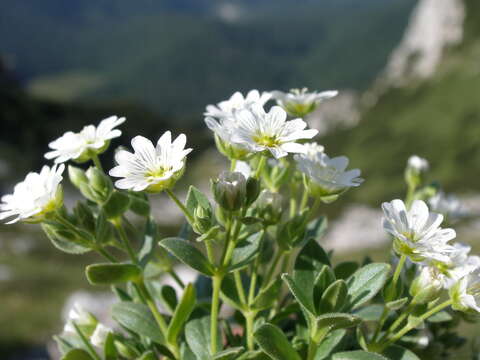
[0,0,415,122]
[323,0,480,205]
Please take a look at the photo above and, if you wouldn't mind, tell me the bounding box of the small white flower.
[407,155,429,172]
[442,243,480,288]
[63,303,96,333]
[410,266,444,303]
[303,142,325,159]
[381,199,456,264]
[90,324,112,347]
[450,271,480,313]
[271,88,338,117]
[109,131,192,192]
[0,164,64,224]
[205,90,271,120]
[295,152,363,197]
[429,191,464,221]
[230,104,318,158]
[45,116,126,163]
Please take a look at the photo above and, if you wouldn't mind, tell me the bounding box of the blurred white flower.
[442,243,480,288]
[271,88,338,117]
[230,104,318,158]
[303,142,325,159]
[90,323,112,347]
[295,152,363,197]
[234,160,252,178]
[63,302,97,333]
[410,266,444,303]
[450,271,480,313]
[109,131,192,192]
[0,164,64,224]
[45,116,125,163]
[407,155,429,172]
[429,191,464,221]
[382,199,456,264]
[205,90,271,120]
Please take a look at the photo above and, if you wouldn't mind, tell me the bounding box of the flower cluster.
[2,87,479,360]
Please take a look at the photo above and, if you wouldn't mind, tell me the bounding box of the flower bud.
[214,134,249,160]
[211,171,247,211]
[86,167,113,203]
[256,190,282,225]
[90,323,112,348]
[405,155,429,189]
[192,205,214,234]
[410,266,443,304]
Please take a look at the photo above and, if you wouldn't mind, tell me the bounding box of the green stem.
[91,153,104,172]
[205,240,216,265]
[387,303,414,335]
[98,248,119,263]
[307,338,319,360]
[72,322,101,360]
[166,189,194,224]
[392,254,407,288]
[245,311,256,351]
[289,196,297,219]
[380,299,453,351]
[263,249,284,288]
[372,307,389,342]
[168,269,185,289]
[254,155,267,179]
[211,275,223,355]
[300,181,310,211]
[230,158,237,172]
[137,280,169,336]
[308,197,321,221]
[234,271,248,306]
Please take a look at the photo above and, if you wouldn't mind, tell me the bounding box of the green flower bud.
[68,165,88,189]
[214,134,249,160]
[192,205,214,234]
[211,171,247,211]
[410,267,443,304]
[256,190,282,225]
[86,167,113,203]
[245,177,261,206]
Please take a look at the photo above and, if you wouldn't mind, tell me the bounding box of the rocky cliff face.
[383,0,465,85]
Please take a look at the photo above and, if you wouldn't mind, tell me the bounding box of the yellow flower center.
[253,134,280,147]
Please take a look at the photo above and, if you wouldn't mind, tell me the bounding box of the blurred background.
[1,0,480,358]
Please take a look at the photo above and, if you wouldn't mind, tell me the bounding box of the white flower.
[381,199,456,264]
[234,160,252,178]
[410,266,444,303]
[407,155,429,172]
[0,164,64,224]
[450,271,480,313]
[45,116,126,163]
[442,243,480,288]
[303,142,325,159]
[205,90,271,120]
[271,88,338,117]
[230,104,318,158]
[109,131,192,192]
[90,324,112,347]
[429,191,464,221]
[295,152,363,198]
[63,303,96,333]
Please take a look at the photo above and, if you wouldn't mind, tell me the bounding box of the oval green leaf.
[254,323,301,360]
[86,263,142,285]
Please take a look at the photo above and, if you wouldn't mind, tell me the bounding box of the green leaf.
[186,186,212,214]
[254,323,301,360]
[252,279,282,311]
[315,329,346,360]
[228,232,263,272]
[127,191,150,216]
[42,223,91,254]
[111,302,164,343]
[185,316,221,360]
[332,351,388,360]
[104,332,117,360]
[315,313,362,332]
[318,280,348,313]
[61,349,93,360]
[167,283,196,344]
[95,210,114,245]
[282,273,316,316]
[383,345,421,360]
[221,274,245,311]
[313,265,336,306]
[334,262,359,280]
[137,351,157,360]
[161,285,178,313]
[346,263,391,310]
[354,305,384,322]
[139,218,157,267]
[386,297,408,311]
[86,263,142,285]
[102,191,131,219]
[427,310,452,323]
[159,237,215,276]
[213,347,245,360]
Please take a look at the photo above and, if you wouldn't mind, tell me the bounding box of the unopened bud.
[245,177,261,206]
[211,171,247,211]
[410,266,443,304]
[256,190,282,225]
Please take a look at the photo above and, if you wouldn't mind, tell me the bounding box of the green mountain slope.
[0,0,415,121]
[323,0,480,205]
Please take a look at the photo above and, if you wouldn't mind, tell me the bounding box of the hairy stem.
[211,275,223,354]
[166,189,194,224]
